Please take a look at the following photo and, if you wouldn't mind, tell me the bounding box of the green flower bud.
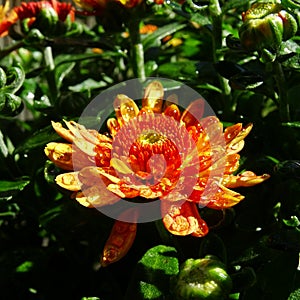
[24,29,45,45]
[173,256,232,300]
[32,7,59,36]
[239,3,298,52]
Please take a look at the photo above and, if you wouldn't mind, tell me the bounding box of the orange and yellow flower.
[45,80,270,266]
[0,0,75,37]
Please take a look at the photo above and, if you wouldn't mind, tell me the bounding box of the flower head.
[0,0,75,37]
[73,0,160,16]
[45,80,270,266]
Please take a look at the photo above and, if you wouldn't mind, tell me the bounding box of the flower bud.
[172,256,232,300]
[239,3,298,52]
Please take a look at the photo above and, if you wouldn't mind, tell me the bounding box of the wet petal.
[142,80,164,113]
[114,94,139,125]
[75,185,119,207]
[162,201,209,236]
[107,117,120,137]
[222,171,270,188]
[55,172,82,191]
[206,185,245,209]
[101,209,138,267]
[44,142,73,170]
[51,121,74,142]
[163,104,181,121]
[226,123,253,153]
[180,99,205,128]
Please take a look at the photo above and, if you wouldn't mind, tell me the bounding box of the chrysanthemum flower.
[45,80,270,266]
[0,0,75,37]
[74,0,161,16]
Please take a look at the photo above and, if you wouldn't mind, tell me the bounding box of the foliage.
[0,0,300,299]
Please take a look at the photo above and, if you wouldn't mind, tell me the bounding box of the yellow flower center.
[138,130,166,145]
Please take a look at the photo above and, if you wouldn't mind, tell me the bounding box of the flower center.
[138,130,166,145]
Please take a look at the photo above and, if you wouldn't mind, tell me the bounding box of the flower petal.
[162,201,209,236]
[44,142,73,170]
[222,171,270,188]
[114,94,139,125]
[163,104,181,121]
[100,209,138,267]
[142,80,164,113]
[51,121,74,142]
[180,99,205,128]
[226,123,253,153]
[55,172,82,191]
[75,185,119,207]
[206,185,245,209]
[107,117,120,137]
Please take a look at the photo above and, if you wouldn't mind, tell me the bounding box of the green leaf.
[243,251,299,300]
[142,22,187,51]
[282,122,300,128]
[158,61,197,80]
[289,288,300,300]
[68,78,107,93]
[0,178,30,198]
[125,245,179,300]
[55,61,76,90]
[283,216,300,227]
[0,130,9,158]
[14,125,59,154]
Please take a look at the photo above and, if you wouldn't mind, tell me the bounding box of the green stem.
[209,0,232,117]
[43,46,57,103]
[0,41,25,60]
[273,60,290,122]
[128,19,146,81]
[209,0,223,50]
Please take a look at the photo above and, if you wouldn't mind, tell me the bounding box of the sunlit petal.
[222,171,271,188]
[142,80,164,113]
[162,201,209,236]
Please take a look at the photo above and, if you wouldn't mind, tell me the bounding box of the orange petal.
[226,123,253,154]
[100,209,138,267]
[107,117,120,137]
[180,99,205,128]
[206,185,245,209]
[142,80,164,113]
[162,201,209,236]
[55,172,82,191]
[224,123,242,144]
[163,104,181,121]
[75,185,119,208]
[222,171,270,188]
[114,94,139,125]
[44,142,73,170]
[51,121,74,142]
